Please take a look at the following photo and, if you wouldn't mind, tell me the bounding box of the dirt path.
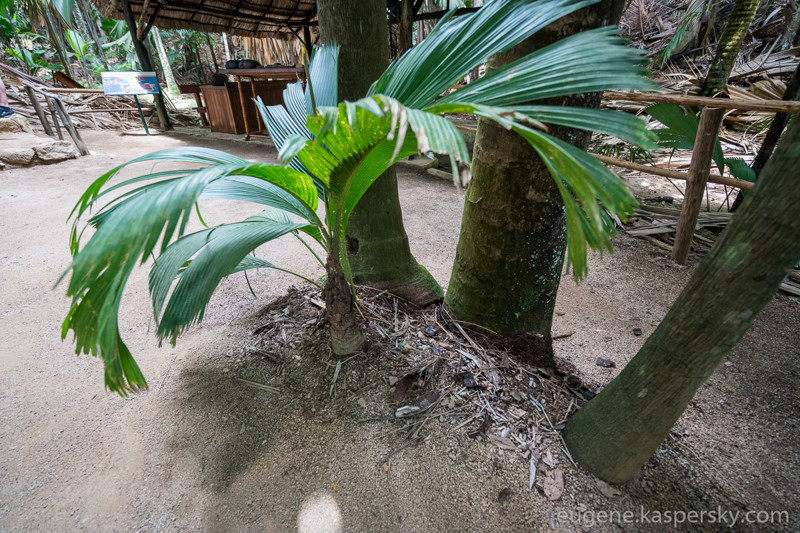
[1,130,797,532]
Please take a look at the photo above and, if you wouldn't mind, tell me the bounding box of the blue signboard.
[101,72,160,95]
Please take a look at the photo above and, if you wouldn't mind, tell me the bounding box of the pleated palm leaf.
[62,0,657,394]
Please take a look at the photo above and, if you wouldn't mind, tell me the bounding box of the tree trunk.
[151,27,179,94]
[730,61,800,211]
[77,0,108,70]
[42,6,72,77]
[119,0,172,130]
[700,0,760,97]
[444,0,627,338]
[222,33,232,62]
[323,248,365,355]
[317,0,443,306]
[205,33,219,72]
[398,0,413,54]
[781,3,800,50]
[563,114,800,483]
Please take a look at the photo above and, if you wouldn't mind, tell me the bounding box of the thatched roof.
[94,0,317,40]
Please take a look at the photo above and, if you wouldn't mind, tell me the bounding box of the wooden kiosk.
[201,67,304,138]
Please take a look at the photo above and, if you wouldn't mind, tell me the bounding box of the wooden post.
[52,97,90,156]
[44,95,63,140]
[303,24,313,57]
[250,78,263,133]
[119,0,173,130]
[672,107,726,264]
[398,0,414,54]
[235,74,250,140]
[24,86,53,136]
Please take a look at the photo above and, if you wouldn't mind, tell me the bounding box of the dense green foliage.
[0,0,218,86]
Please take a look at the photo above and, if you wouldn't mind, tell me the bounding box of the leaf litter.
[237,284,603,500]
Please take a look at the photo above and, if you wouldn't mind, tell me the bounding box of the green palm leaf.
[515,125,636,277]
[62,156,318,393]
[647,103,730,174]
[432,28,654,108]
[296,96,471,234]
[149,213,310,342]
[371,0,599,107]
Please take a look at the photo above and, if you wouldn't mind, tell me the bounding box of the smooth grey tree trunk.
[151,27,179,95]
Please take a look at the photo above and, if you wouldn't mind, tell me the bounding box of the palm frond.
[69,147,249,225]
[371,0,601,107]
[432,28,654,108]
[428,102,657,151]
[646,103,725,172]
[305,44,339,112]
[149,213,310,342]
[200,175,322,233]
[502,123,637,278]
[61,155,317,393]
[296,96,471,235]
[257,45,339,188]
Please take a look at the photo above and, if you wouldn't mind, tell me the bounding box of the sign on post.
[101,72,160,135]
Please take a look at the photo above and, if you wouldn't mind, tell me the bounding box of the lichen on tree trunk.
[444,0,626,338]
[317,0,443,306]
[700,0,761,97]
[563,114,800,483]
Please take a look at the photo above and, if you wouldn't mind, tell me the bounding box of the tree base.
[323,258,365,357]
[354,259,443,306]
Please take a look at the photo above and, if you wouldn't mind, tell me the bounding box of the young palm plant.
[62,0,657,394]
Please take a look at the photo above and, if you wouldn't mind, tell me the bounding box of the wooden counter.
[218,67,305,79]
[200,79,296,135]
[218,67,305,139]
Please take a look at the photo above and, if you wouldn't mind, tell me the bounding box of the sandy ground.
[1,129,798,532]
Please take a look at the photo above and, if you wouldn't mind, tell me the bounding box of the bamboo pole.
[39,88,105,94]
[69,108,142,114]
[591,153,754,190]
[604,91,800,113]
[672,108,726,264]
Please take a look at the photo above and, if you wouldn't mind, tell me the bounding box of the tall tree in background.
[119,0,172,129]
[317,0,443,305]
[445,0,628,338]
[75,0,108,70]
[700,0,760,96]
[564,115,800,482]
[151,27,178,94]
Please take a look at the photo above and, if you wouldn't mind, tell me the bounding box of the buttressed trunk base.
[317,0,443,307]
[346,168,444,304]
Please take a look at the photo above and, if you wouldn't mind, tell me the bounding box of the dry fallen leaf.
[544,469,564,501]
[382,463,389,472]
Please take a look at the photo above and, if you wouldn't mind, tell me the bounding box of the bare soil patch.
[0,129,797,532]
